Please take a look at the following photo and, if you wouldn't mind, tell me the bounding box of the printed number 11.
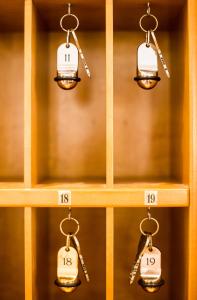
[65,54,70,62]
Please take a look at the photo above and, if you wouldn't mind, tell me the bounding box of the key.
[129,234,150,285]
[72,235,90,282]
[151,31,170,78]
[71,30,91,78]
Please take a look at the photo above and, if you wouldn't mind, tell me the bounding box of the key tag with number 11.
[129,208,164,293]
[134,2,170,89]
[55,208,90,293]
[54,3,91,90]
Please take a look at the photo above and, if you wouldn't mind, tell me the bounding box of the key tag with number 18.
[129,208,164,293]
[54,3,91,90]
[55,208,90,293]
[134,2,170,89]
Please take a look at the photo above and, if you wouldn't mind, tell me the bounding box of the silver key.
[129,234,150,285]
[72,235,90,282]
[71,30,91,78]
[151,31,170,78]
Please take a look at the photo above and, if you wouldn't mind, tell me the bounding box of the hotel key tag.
[55,42,80,90]
[134,3,170,89]
[139,244,164,293]
[54,3,90,90]
[55,211,81,293]
[138,212,165,293]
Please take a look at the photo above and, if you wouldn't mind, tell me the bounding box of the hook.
[147,207,151,220]
[68,207,72,220]
[147,2,151,15]
[68,3,71,15]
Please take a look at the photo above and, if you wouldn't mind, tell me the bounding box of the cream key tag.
[138,246,165,293]
[55,245,81,293]
[55,42,81,90]
[57,246,79,280]
[134,42,160,89]
[140,246,161,281]
[137,42,158,73]
[57,43,78,74]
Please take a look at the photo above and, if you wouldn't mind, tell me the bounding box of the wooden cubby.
[31,0,106,187]
[0,1,24,185]
[114,0,188,185]
[114,208,188,300]
[0,0,196,300]
[34,208,106,300]
[0,208,24,300]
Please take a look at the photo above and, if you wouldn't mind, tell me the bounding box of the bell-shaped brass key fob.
[138,246,164,293]
[55,246,81,293]
[134,42,160,90]
[138,277,165,293]
[54,43,81,90]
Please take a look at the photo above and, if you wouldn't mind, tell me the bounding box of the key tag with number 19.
[55,208,90,293]
[54,3,91,90]
[129,208,164,293]
[134,2,170,89]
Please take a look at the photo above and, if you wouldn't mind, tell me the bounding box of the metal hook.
[68,3,71,15]
[147,207,151,220]
[147,2,151,15]
[68,207,72,220]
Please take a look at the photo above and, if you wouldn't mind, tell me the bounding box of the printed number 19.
[147,194,156,204]
[147,257,155,265]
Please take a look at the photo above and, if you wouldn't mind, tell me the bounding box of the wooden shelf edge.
[0,186,189,207]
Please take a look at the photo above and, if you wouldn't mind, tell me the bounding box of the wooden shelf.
[0,183,188,207]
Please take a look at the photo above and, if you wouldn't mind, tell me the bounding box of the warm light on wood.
[0,0,195,299]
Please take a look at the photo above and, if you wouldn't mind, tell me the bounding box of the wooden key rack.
[0,0,196,299]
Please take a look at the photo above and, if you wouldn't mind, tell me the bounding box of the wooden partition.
[0,0,196,299]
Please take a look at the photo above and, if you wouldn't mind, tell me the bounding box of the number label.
[64,257,72,266]
[144,191,158,206]
[146,257,155,266]
[140,247,161,278]
[65,54,71,62]
[58,190,71,206]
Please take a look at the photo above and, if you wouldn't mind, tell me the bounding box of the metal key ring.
[60,13,79,32]
[139,13,158,33]
[60,217,80,237]
[140,217,159,236]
